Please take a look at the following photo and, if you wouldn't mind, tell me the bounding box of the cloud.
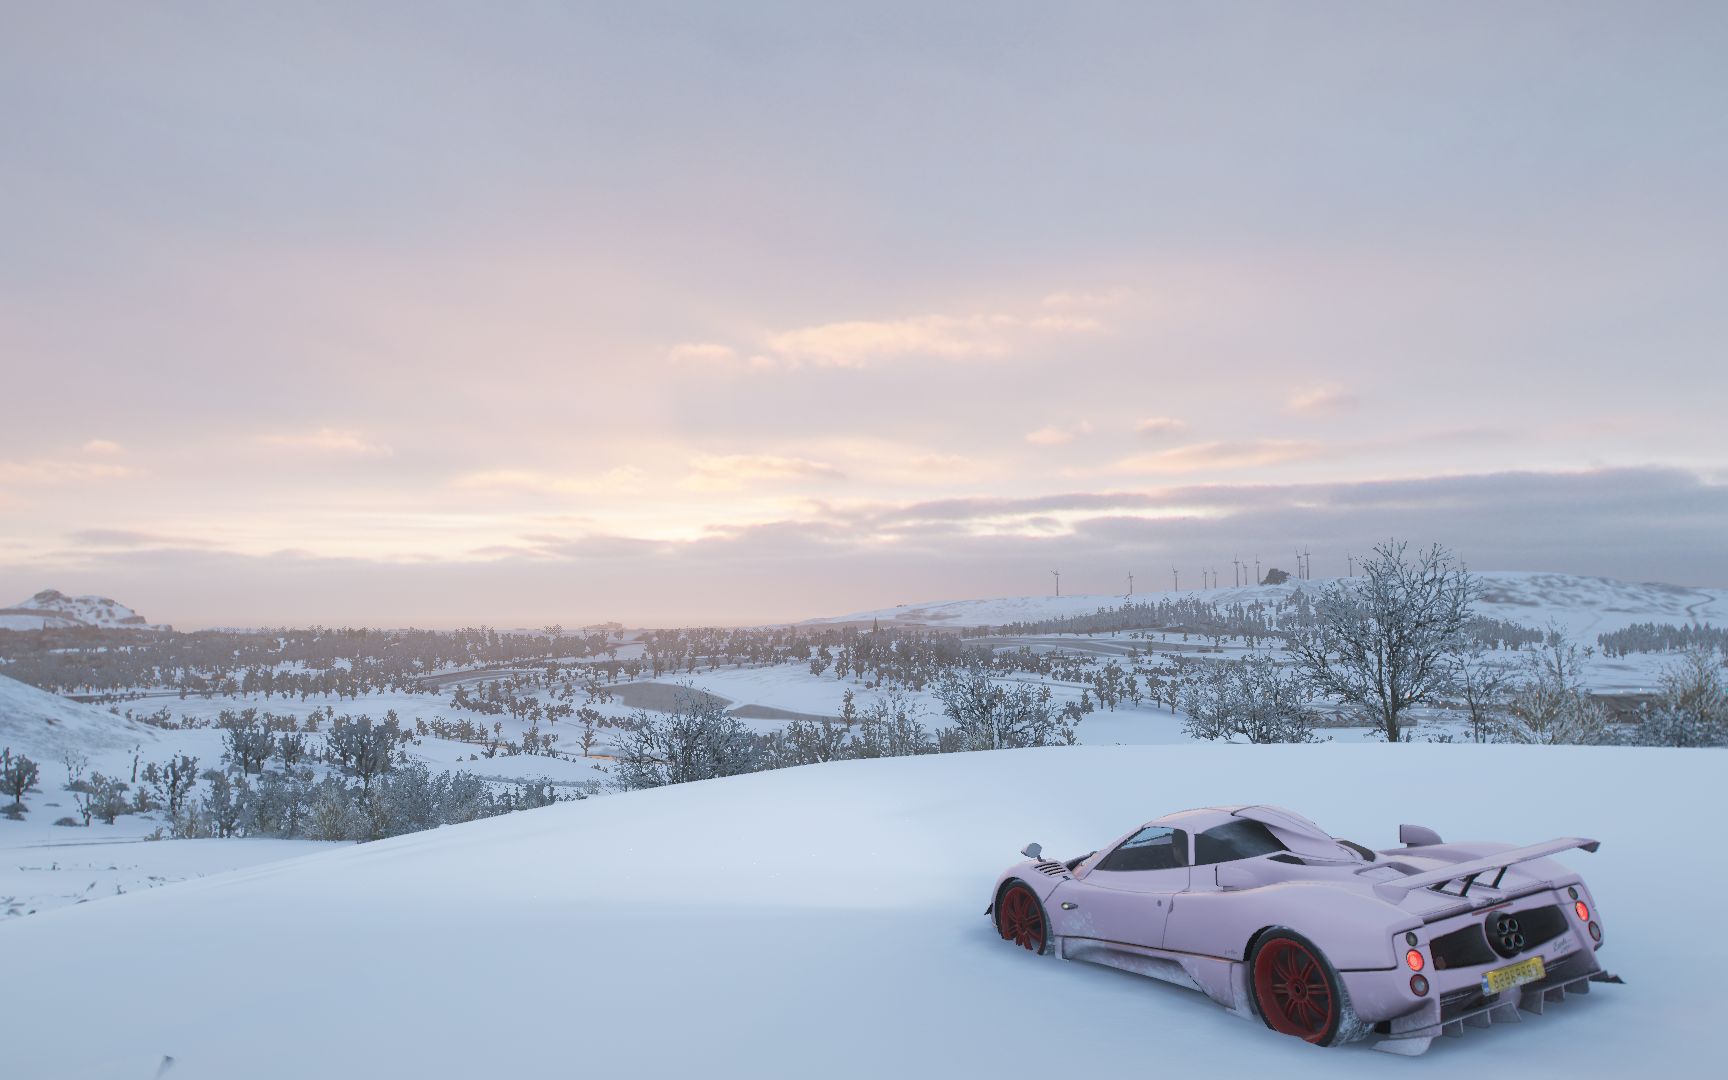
[259,428,393,456]
[681,299,1110,371]
[451,466,645,495]
[82,439,124,455]
[666,342,737,365]
[1285,387,1359,415]
[1025,420,1094,446]
[1040,288,1129,308]
[763,314,1016,367]
[67,528,214,549]
[1115,440,1322,473]
[0,458,134,484]
[14,468,1726,627]
[681,454,845,490]
[1135,417,1188,439]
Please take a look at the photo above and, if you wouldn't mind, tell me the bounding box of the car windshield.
[1193,820,1288,865]
[1097,826,1187,872]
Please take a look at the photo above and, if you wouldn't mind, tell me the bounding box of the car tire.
[995,879,1050,956]
[1248,927,1364,1046]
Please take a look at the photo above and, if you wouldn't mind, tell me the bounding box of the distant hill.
[0,673,159,761]
[807,571,1727,640]
[0,589,169,631]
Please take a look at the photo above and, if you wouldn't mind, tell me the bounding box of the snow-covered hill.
[811,571,1728,640]
[2,742,1715,1079]
[0,588,166,631]
[0,673,159,760]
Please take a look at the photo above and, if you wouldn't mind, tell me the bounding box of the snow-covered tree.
[1,748,41,817]
[1637,649,1728,747]
[219,709,277,775]
[142,754,200,818]
[1286,540,1478,742]
[71,773,131,826]
[1448,640,1513,743]
[609,691,760,790]
[323,714,403,790]
[849,689,935,758]
[934,668,1075,750]
[1494,634,1616,745]
[1177,655,1320,744]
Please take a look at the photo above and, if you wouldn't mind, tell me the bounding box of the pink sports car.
[988,805,1620,1055]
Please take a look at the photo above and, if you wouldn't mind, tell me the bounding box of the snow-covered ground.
[2,742,1713,1079]
[0,674,605,916]
[3,569,1721,925]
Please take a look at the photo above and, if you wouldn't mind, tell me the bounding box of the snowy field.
[0,674,605,917]
[1,742,1715,1080]
[6,570,1720,919]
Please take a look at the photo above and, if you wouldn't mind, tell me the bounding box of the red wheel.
[995,882,1047,954]
[1251,932,1340,1044]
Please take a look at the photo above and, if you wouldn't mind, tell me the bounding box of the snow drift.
[0,673,158,761]
[2,742,1716,1079]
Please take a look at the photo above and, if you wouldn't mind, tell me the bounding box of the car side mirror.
[1021,842,1043,860]
[1399,824,1444,847]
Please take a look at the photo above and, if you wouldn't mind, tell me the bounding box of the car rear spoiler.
[1372,837,1600,903]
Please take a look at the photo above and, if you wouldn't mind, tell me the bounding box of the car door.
[1063,826,1190,949]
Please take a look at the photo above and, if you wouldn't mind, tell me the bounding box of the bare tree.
[1495,632,1615,745]
[609,688,759,790]
[934,668,1075,750]
[70,773,131,826]
[849,689,934,758]
[1286,540,1478,742]
[1177,656,1320,744]
[142,754,201,818]
[2,748,41,816]
[1635,649,1727,747]
[576,706,604,757]
[323,715,404,790]
[1448,640,1512,743]
[219,709,276,774]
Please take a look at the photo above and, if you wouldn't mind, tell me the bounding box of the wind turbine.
[1051,569,1061,598]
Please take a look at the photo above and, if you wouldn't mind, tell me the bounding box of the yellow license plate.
[1481,955,1546,995]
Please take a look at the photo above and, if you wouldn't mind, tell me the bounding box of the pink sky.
[2,4,1725,627]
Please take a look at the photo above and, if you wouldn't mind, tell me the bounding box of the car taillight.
[1589,921,1601,943]
[1405,949,1425,972]
[1410,974,1429,996]
[1574,900,1590,921]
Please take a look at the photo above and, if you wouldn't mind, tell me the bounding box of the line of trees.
[15,722,589,841]
[1598,622,1727,657]
[608,669,1081,791]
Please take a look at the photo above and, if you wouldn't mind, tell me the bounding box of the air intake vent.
[1033,861,1069,877]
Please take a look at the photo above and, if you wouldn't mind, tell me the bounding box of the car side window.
[1097,826,1188,872]
[1192,820,1288,865]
